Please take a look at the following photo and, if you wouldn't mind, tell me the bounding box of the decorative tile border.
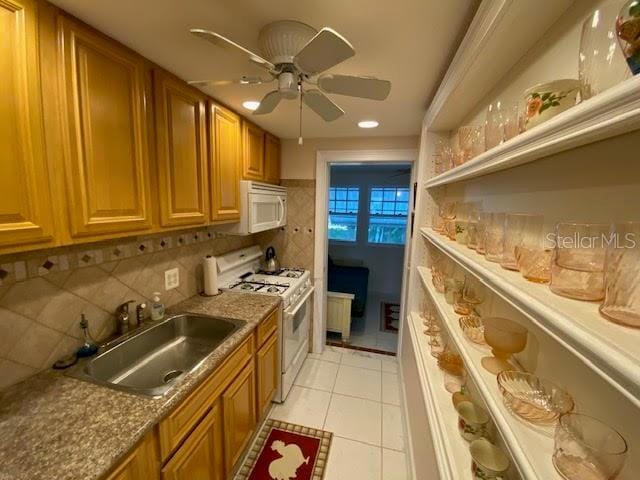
[0,226,229,287]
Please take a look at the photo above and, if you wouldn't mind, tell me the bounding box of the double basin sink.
[78,314,245,397]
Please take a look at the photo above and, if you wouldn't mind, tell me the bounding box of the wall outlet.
[165,268,179,290]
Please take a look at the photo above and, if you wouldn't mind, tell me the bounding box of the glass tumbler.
[600,222,640,328]
[501,214,544,271]
[550,223,609,301]
[503,102,522,140]
[458,126,476,163]
[516,220,553,284]
[553,413,628,480]
[484,213,506,263]
[485,101,505,149]
[476,212,491,255]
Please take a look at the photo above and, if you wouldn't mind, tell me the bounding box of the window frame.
[366,186,410,246]
[328,186,360,243]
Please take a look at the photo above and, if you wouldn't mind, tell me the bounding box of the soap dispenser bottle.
[151,292,165,321]
[76,314,98,358]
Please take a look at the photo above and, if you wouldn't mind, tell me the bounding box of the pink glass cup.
[484,213,506,263]
[550,223,609,301]
[600,222,640,328]
[501,214,544,271]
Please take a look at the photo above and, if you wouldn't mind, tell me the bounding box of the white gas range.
[217,246,313,403]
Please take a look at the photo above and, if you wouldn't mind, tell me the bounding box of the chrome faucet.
[116,300,135,335]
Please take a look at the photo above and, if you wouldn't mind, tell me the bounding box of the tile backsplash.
[0,227,256,390]
[257,179,316,274]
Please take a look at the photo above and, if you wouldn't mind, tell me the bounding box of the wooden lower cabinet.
[162,403,224,480]
[223,360,257,473]
[256,333,279,419]
[105,432,159,480]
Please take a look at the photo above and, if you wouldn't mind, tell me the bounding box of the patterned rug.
[380,301,400,333]
[236,419,332,480]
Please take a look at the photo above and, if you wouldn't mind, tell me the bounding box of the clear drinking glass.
[579,4,632,100]
[503,102,522,140]
[484,213,506,263]
[553,413,628,480]
[471,126,486,158]
[501,214,544,271]
[458,126,476,163]
[600,222,640,328]
[485,101,506,149]
[550,223,609,301]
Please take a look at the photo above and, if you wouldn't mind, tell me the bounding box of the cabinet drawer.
[257,309,278,347]
[158,334,253,462]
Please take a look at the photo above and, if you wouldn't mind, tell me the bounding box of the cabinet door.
[256,332,279,419]
[106,432,159,480]
[209,104,241,223]
[162,403,224,480]
[223,361,257,473]
[154,70,208,227]
[58,16,153,237]
[241,121,265,181]
[264,133,281,184]
[0,0,56,250]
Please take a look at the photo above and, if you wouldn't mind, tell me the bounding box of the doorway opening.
[312,151,416,357]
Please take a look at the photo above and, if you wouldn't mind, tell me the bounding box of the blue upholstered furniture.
[327,256,369,317]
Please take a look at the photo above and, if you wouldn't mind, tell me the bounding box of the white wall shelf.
[424,0,574,131]
[417,266,561,480]
[406,311,471,480]
[425,76,640,188]
[420,227,640,409]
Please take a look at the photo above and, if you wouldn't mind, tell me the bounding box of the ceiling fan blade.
[303,89,344,121]
[253,91,283,115]
[293,27,355,75]
[317,74,391,100]
[190,28,275,70]
[188,75,271,87]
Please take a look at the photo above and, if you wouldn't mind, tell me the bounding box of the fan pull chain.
[298,81,304,145]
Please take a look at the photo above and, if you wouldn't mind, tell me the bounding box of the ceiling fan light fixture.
[242,100,261,111]
[358,120,379,129]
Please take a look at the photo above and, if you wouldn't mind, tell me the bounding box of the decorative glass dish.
[459,315,485,344]
[497,371,574,424]
[437,351,464,377]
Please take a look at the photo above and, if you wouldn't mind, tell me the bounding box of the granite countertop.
[0,292,280,480]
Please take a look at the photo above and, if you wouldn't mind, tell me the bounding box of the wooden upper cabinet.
[209,104,241,223]
[241,121,265,181]
[57,16,153,238]
[162,403,224,480]
[264,133,281,184]
[0,0,56,250]
[223,361,257,473]
[153,70,208,227]
[106,432,159,480]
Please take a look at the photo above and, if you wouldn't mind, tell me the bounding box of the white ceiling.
[49,0,478,139]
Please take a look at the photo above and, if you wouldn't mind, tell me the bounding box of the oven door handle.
[285,286,314,317]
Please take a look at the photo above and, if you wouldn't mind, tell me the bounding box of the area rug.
[236,419,332,480]
[380,301,400,332]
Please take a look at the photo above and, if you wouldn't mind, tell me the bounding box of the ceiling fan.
[189,20,391,141]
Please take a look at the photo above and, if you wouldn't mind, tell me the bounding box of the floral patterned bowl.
[524,79,581,130]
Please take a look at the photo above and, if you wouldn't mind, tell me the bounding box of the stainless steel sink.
[78,313,245,397]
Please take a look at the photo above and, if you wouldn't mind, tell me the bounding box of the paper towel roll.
[203,255,219,296]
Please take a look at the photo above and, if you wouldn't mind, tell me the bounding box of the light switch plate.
[164,268,179,290]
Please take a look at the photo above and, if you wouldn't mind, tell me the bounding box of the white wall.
[281,136,419,179]
[328,165,411,299]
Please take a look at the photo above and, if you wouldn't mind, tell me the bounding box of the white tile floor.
[327,292,400,354]
[269,346,410,480]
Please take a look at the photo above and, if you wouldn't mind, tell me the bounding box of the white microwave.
[226,181,287,235]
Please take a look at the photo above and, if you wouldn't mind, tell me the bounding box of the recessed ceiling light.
[358,120,379,129]
[242,100,260,111]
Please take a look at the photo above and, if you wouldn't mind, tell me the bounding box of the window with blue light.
[368,187,409,245]
[328,187,359,242]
